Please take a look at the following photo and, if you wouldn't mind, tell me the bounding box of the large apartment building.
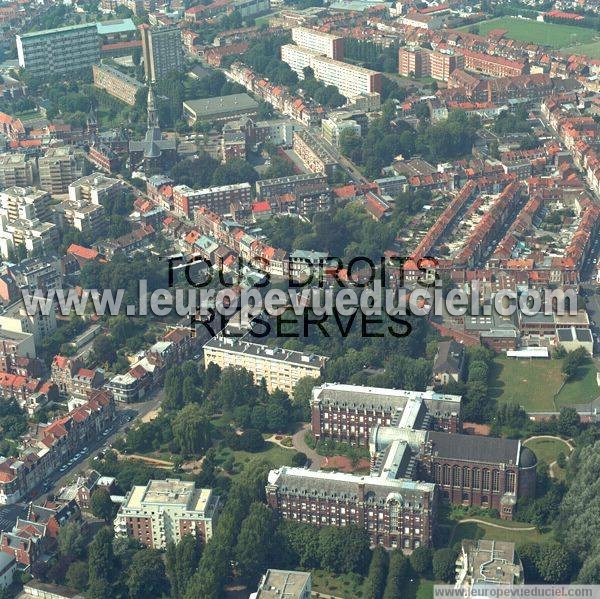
[114,479,219,548]
[398,47,464,82]
[0,154,34,188]
[256,173,329,200]
[458,49,526,78]
[140,24,183,83]
[17,23,100,78]
[38,147,85,194]
[267,467,437,551]
[0,187,51,224]
[173,182,252,218]
[281,44,381,99]
[291,26,344,59]
[0,301,57,347]
[93,63,145,106]
[68,172,124,206]
[203,335,328,394]
[292,130,338,177]
[0,186,57,258]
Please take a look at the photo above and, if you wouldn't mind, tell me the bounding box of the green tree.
[91,335,117,366]
[66,560,88,591]
[432,548,458,583]
[534,541,574,583]
[278,521,320,569]
[182,376,199,405]
[90,488,116,522]
[172,403,212,455]
[235,502,280,585]
[562,348,588,381]
[57,520,87,559]
[166,534,202,599]
[557,407,580,438]
[383,550,410,599]
[364,546,389,599]
[163,366,184,410]
[318,526,371,575]
[127,548,170,599]
[211,367,257,411]
[409,546,432,578]
[87,527,118,597]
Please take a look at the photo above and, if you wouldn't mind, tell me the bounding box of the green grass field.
[490,357,599,412]
[216,441,298,479]
[563,41,600,58]
[449,521,550,546]
[457,17,599,50]
[523,437,571,464]
[523,437,572,479]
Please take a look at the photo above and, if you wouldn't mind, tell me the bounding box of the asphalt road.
[0,503,27,534]
[33,387,165,505]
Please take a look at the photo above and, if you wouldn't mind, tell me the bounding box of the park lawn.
[311,569,365,598]
[255,11,279,25]
[456,17,599,48]
[217,441,298,479]
[449,521,550,546]
[563,40,600,59]
[555,361,599,408]
[489,357,562,411]
[490,357,598,412]
[523,437,572,464]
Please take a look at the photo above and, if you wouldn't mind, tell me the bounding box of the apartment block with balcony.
[256,173,329,200]
[38,147,85,194]
[173,182,252,218]
[203,335,328,394]
[292,129,338,178]
[0,187,51,224]
[291,26,344,59]
[0,154,35,188]
[140,24,183,83]
[0,301,57,348]
[281,44,381,99]
[68,172,125,207]
[93,62,145,106]
[16,23,100,78]
[114,479,219,548]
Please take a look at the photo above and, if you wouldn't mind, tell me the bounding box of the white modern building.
[114,479,219,549]
[281,44,381,98]
[292,26,344,59]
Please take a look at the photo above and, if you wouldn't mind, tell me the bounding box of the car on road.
[59,466,67,472]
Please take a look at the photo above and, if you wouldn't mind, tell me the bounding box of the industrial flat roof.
[96,18,136,35]
[18,22,97,40]
[184,93,258,118]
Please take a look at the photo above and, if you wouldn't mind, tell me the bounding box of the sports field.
[563,41,600,59]
[458,17,599,50]
[489,356,599,412]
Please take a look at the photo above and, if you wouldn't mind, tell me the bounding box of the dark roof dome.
[519,446,537,469]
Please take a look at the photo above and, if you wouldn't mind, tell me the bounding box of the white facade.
[292,26,343,59]
[281,44,380,99]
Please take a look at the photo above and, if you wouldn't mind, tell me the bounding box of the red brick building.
[310,383,462,447]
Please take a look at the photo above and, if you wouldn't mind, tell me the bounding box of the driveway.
[292,424,323,471]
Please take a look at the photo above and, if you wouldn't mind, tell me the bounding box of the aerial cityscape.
[0,0,598,597]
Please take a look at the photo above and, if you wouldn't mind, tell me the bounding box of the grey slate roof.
[428,431,520,466]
